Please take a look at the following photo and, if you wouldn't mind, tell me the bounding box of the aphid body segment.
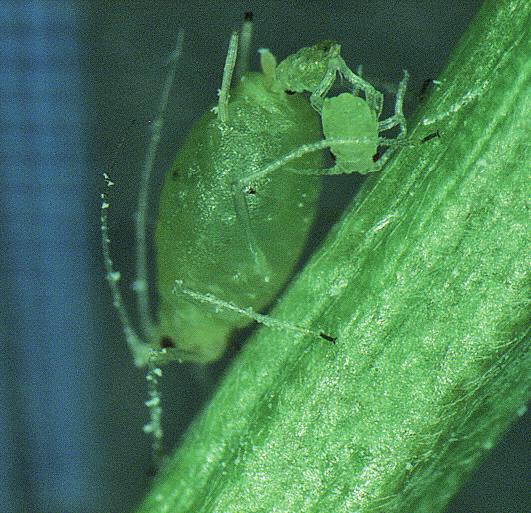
[322,94,378,173]
[155,46,323,363]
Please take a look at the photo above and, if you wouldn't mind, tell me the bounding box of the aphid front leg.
[313,55,384,117]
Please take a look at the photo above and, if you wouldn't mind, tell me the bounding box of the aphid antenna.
[134,29,185,344]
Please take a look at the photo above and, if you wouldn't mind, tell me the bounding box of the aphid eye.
[246,185,257,194]
[285,90,296,95]
[160,336,176,349]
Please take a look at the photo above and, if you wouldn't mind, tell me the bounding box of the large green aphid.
[154,36,408,364]
[154,47,322,364]
[103,29,411,369]
[102,20,408,458]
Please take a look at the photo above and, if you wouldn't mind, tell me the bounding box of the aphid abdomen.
[322,93,378,174]
[155,71,323,362]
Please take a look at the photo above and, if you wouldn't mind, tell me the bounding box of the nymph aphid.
[102,15,408,459]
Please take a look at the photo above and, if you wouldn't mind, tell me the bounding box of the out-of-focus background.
[0,1,528,512]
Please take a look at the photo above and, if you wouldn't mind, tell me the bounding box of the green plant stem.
[137,0,530,511]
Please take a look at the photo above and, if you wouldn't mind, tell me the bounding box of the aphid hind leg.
[172,280,335,343]
[102,31,185,470]
[102,30,185,371]
[310,56,384,116]
[135,30,185,346]
[377,70,409,139]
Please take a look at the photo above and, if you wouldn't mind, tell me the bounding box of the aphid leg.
[102,30,185,469]
[234,12,253,81]
[308,65,340,112]
[223,27,270,268]
[143,358,164,467]
[173,280,336,344]
[337,59,383,114]
[234,139,375,190]
[309,55,384,116]
[217,31,239,123]
[377,70,409,139]
[101,178,151,368]
[352,64,364,96]
[370,71,410,171]
[355,63,413,100]
[337,59,385,116]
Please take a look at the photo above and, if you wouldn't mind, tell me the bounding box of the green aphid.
[101,22,409,461]
[153,34,408,364]
[155,50,322,363]
[104,27,408,368]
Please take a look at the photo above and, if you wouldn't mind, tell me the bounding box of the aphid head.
[274,40,341,95]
